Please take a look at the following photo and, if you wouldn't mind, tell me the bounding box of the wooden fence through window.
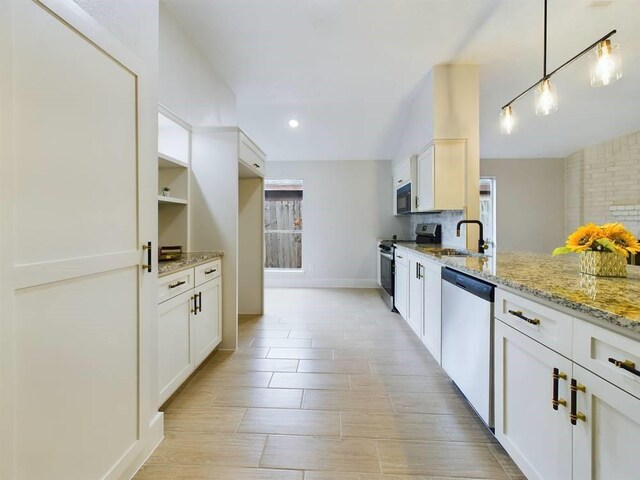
[264,200,302,269]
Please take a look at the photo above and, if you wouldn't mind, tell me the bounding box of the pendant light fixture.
[500,0,621,134]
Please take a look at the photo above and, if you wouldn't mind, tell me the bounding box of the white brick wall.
[565,130,640,237]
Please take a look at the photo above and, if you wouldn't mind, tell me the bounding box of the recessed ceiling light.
[289,119,299,128]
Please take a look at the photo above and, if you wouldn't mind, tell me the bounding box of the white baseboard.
[265,277,378,288]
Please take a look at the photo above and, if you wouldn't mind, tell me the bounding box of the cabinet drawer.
[195,259,221,287]
[394,249,409,267]
[495,289,573,357]
[158,269,195,304]
[574,319,640,399]
[239,132,265,176]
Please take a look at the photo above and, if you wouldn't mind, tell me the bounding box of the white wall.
[265,160,404,288]
[159,4,236,126]
[480,158,565,253]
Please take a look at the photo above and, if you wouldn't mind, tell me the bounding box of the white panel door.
[407,255,423,336]
[158,290,195,405]
[194,277,223,366]
[394,258,409,320]
[5,1,151,478]
[572,365,640,480]
[495,321,573,480]
[422,262,442,364]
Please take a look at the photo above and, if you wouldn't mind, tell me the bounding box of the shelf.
[158,152,188,169]
[158,195,188,205]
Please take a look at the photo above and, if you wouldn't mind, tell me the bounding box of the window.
[480,177,496,254]
[264,180,303,269]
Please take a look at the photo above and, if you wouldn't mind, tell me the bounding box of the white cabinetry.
[422,261,442,363]
[238,130,266,178]
[495,288,640,480]
[395,248,442,363]
[413,140,466,212]
[407,253,424,337]
[392,156,413,215]
[394,251,409,319]
[158,260,222,405]
[495,320,573,480]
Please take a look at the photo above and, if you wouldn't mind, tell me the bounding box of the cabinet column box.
[413,139,466,212]
[157,260,222,406]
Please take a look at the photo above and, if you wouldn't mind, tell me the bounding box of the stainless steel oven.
[379,242,394,310]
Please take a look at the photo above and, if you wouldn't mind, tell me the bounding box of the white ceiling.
[163,0,640,161]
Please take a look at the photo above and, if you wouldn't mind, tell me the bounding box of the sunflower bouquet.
[553,223,640,257]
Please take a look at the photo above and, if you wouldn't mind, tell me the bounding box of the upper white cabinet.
[393,156,412,187]
[238,130,266,178]
[413,139,466,212]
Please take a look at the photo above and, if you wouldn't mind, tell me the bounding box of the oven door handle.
[380,252,394,260]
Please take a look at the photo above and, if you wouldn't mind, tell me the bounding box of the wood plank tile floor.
[136,288,525,480]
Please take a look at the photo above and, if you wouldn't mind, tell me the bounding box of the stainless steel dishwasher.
[441,267,495,428]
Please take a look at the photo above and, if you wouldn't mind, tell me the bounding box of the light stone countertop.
[158,251,224,277]
[395,243,640,335]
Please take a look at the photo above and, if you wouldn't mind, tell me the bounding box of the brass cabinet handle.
[142,241,152,273]
[552,368,567,410]
[253,163,261,169]
[169,280,186,289]
[204,268,217,275]
[191,295,198,316]
[508,309,541,326]
[608,357,640,377]
[570,378,586,425]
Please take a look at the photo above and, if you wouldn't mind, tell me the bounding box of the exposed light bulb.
[500,105,516,135]
[535,78,558,116]
[590,39,622,87]
[288,119,299,128]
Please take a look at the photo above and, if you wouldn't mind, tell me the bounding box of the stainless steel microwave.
[396,183,412,214]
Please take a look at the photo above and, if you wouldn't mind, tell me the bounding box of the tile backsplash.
[406,210,466,249]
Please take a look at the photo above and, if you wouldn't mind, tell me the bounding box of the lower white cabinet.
[495,320,573,480]
[194,276,222,365]
[572,364,640,480]
[407,254,424,337]
[158,290,195,404]
[496,317,640,480]
[394,251,409,319]
[158,261,222,406]
[422,261,442,363]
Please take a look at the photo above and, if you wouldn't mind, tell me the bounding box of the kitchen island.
[394,243,640,480]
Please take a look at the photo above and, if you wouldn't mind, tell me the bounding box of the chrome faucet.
[456,220,487,254]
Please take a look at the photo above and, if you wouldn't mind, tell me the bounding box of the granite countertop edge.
[394,243,640,336]
[158,251,224,277]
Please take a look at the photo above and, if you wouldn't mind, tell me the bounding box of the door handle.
[169,280,186,289]
[198,291,202,312]
[253,163,261,169]
[508,309,541,326]
[191,295,198,316]
[570,378,586,425]
[608,357,640,377]
[204,268,217,275]
[142,241,152,273]
[552,368,567,410]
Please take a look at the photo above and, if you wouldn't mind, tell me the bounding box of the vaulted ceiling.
[163,0,640,161]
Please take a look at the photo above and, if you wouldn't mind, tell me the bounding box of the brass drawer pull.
[570,379,586,425]
[169,280,186,289]
[608,357,640,378]
[508,309,541,326]
[552,368,567,410]
[204,268,217,275]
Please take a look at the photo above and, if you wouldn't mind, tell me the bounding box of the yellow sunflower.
[566,223,603,252]
[603,222,640,257]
